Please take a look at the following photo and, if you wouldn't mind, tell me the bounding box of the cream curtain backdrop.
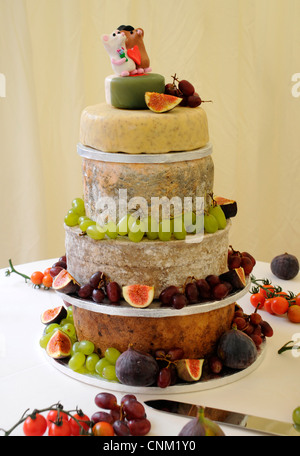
[1,0,300,270]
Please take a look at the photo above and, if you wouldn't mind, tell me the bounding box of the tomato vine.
[0,402,92,436]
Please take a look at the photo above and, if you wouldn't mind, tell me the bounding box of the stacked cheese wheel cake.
[59,28,249,362]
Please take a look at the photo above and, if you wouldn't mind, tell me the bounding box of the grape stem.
[0,402,92,436]
[229,244,242,256]
[208,192,218,207]
[278,340,300,355]
[5,259,31,282]
[170,74,212,103]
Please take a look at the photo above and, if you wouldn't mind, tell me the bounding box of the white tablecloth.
[0,259,299,437]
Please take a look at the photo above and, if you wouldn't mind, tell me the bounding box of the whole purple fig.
[115,345,159,387]
[178,407,225,436]
[271,253,299,280]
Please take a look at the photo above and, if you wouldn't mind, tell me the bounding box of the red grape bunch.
[165,74,212,108]
[207,303,274,377]
[159,273,237,310]
[155,347,185,388]
[93,392,151,436]
[228,246,256,275]
[77,271,122,304]
[232,304,273,348]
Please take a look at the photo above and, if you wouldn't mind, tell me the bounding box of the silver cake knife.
[145,399,300,436]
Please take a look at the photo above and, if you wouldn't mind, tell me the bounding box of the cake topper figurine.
[102,26,151,77]
[117,25,151,74]
[102,31,137,77]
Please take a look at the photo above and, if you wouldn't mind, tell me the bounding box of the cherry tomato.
[295,293,300,306]
[270,296,289,315]
[44,267,52,275]
[264,298,276,314]
[48,419,71,436]
[92,421,114,436]
[42,273,53,288]
[250,293,265,309]
[277,291,289,298]
[46,409,69,427]
[30,271,44,285]
[69,412,90,436]
[23,413,47,436]
[288,305,300,323]
[260,285,276,298]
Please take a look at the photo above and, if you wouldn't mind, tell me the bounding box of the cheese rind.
[81,154,214,221]
[72,304,235,359]
[79,103,209,154]
[105,73,165,109]
[65,221,230,299]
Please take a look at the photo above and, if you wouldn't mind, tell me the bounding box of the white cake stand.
[45,280,267,395]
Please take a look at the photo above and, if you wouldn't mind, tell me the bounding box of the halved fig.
[213,196,237,219]
[46,329,72,359]
[41,305,67,325]
[176,359,204,382]
[219,267,246,290]
[145,92,182,113]
[122,284,154,308]
[52,269,80,295]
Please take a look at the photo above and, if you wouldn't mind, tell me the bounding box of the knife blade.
[145,399,300,436]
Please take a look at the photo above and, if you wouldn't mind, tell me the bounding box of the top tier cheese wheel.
[79,103,209,154]
[105,73,165,109]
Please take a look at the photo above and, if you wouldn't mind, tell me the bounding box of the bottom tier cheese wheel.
[72,303,236,359]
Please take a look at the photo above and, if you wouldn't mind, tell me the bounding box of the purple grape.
[94,392,118,410]
[89,271,106,289]
[91,411,114,425]
[121,394,137,405]
[52,260,67,269]
[128,418,151,436]
[205,275,220,288]
[49,266,63,278]
[171,293,188,309]
[167,347,184,361]
[185,282,199,303]
[113,420,130,436]
[106,281,121,303]
[178,79,195,97]
[157,367,171,388]
[187,94,201,107]
[110,409,120,422]
[195,278,211,300]
[212,283,229,300]
[92,288,105,303]
[78,283,94,299]
[159,286,180,306]
[209,356,223,374]
[122,400,146,420]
